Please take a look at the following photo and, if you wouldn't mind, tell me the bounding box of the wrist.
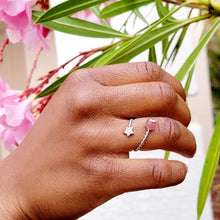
[0,157,29,220]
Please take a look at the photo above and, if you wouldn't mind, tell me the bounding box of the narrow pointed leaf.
[184,66,195,96]
[175,16,220,81]
[160,32,177,67]
[95,16,178,66]
[109,23,183,63]
[100,0,153,18]
[33,11,127,38]
[109,14,209,64]
[90,6,111,27]
[162,37,169,56]
[94,40,132,66]
[133,8,149,24]
[197,113,220,219]
[168,25,189,64]
[36,74,69,99]
[35,0,109,23]
[155,0,175,21]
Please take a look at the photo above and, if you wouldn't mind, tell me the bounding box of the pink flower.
[74,10,103,25]
[0,77,36,150]
[0,0,30,16]
[73,1,116,25]
[0,0,49,51]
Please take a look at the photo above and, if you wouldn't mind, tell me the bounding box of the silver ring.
[134,119,156,151]
[124,118,134,137]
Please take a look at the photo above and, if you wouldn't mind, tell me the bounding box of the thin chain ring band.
[134,119,157,151]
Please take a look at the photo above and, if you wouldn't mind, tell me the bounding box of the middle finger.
[102,82,190,126]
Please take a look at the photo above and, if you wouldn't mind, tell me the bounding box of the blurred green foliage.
[208,28,220,220]
[208,29,220,115]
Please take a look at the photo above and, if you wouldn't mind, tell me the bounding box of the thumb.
[110,159,187,195]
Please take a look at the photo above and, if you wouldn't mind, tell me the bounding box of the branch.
[0,38,9,62]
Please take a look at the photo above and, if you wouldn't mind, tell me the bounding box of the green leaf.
[162,37,169,56]
[184,66,195,96]
[168,9,193,65]
[197,113,220,220]
[149,46,157,63]
[109,14,209,64]
[133,8,149,25]
[33,11,127,38]
[164,151,170,160]
[109,23,179,63]
[35,0,109,23]
[175,16,220,81]
[36,74,69,99]
[94,40,131,66]
[90,6,111,28]
[100,0,153,18]
[101,2,191,64]
[168,25,189,64]
[155,0,175,22]
[36,49,114,98]
[160,32,177,67]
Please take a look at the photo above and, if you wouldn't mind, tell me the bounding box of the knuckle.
[158,82,177,107]
[64,71,105,118]
[65,70,82,86]
[101,159,118,182]
[89,157,123,197]
[91,157,119,183]
[165,118,181,145]
[72,88,102,117]
[136,62,162,82]
[150,161,164,187]
[75,90,94,108]
[66,69,91,85]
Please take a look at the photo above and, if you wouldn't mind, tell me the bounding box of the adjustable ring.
[124,118,135,137]
[134,119,156,151]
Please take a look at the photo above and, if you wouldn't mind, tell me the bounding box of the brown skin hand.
[0,62,196,220]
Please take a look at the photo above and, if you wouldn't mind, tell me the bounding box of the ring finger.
[107,117,196,158]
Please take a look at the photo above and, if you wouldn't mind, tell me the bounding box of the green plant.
[33,0,220,219]
[208,28,220,115]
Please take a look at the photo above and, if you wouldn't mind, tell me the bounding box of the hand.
[0,62,196,220]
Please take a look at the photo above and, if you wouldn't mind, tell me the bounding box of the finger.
[108,117,196,158]
[103,82,190,126]
[80,62,186,100]
[107,159,187,195]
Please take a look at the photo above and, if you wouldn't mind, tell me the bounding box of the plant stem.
[26,45,43,90]
[0,38,9,62]
[161,0,209,11]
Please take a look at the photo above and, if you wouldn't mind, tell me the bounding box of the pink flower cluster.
[0,77,36,150]
[0,0,49,51]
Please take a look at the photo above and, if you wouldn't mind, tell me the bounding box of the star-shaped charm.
[124,126,134,137]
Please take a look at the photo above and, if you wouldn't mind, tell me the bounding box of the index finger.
[80,62,186,100]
